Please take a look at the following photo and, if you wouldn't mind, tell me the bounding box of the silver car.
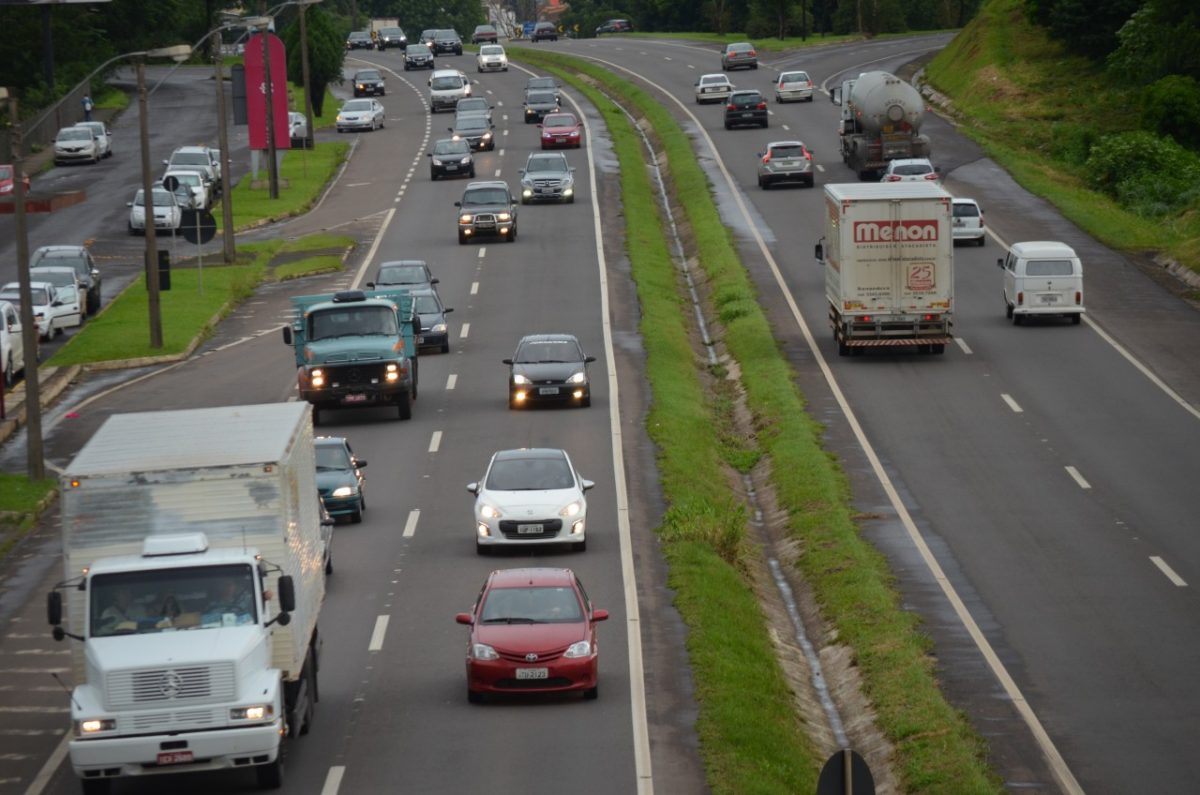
[757,140,814,189]
[73,122,113,157]
[721,42,758,71]
[519,152,576,204]
[53,126,101,165]
[336,99,385,132]
[694,73,735,104]
[774,71,814,103]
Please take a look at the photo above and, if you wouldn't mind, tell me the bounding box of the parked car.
[368,260,439,292]
[0,281,80,340]
[404,43,436,70]
[595,19,633,34]
[429,69,472,113]
[163,168,212,209]
[24,266,86,320]
[694,73,735,104]
[376,26,407,50]
[472,24,498,44]
[428,138,475,179]
[53,126,101,165]
[432,29,463,55]
[476,44,508,72]
[999,241,1084,325]
[0,300,28,389]
[504,333,594,407]
[466,448,593,553]
[410,288,454,354]
[455,181,518,244]
[352,69,386,97]
[952,198,986,246]
[455,97,494,124]
[289,111,309,147]
[127,187,182,235]
[757,140,814,188]
[455,567,609,702]
[314,436,367,523]
[73,121,113,157]
[163,146,221,191]
[531,22,558,42]
[336,99,385,132]
[0,164,31,196]
[721,42,758,71]
[519,152,576,204]
[29,245,101,314]
[523,90,560,124]
[724,90,768,129]
[774,70,814,102]
[346,31,373,50]
[880,157,940,182]
[449,114,495,151]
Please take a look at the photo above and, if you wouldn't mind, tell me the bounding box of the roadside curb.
[0,364,83,448]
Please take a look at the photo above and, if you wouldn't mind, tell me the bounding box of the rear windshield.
[780,72,810,83]
[464,188,508,205]
[953,203,980,218]
[893,164,933,175]
[431,76,464,90]
[769,145,806,158]
[731,93,761,106]
[1025,260,1075,277]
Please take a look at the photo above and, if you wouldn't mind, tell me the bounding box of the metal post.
[137,61,164,349]
[299,2,315,150]
[9,95,45,481]
[213,44,236,262]
[260,5,279,199]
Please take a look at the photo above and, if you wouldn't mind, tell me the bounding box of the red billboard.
[244,32,291,150]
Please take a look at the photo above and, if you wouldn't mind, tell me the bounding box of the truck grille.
[532,178,562,189]
[128,707,224,731]
[327,363,389,386]
[106,663,236,710]
[472,213,497,229]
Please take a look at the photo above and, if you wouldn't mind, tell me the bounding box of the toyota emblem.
[525,653,539,662]
[159,671,183,699]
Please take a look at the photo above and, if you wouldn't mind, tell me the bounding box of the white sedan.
[467,448,593,554]
[0,281,82,340]
[162,168,211,210]
[694,73,735,104]
[53,126,102,165]
[336,99,385,132]
[73,122,113,157]
[127,187,182,235]
[476,44,508,72]
[774,70,815,102]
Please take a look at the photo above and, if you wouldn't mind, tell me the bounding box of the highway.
[0,31,1198,795]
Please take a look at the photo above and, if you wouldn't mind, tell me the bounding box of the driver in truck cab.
[203,577,255,624]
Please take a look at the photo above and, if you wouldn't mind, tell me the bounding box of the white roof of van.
[1009,241,1078,258]
[824,182,951,201]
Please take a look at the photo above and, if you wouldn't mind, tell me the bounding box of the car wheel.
[458,231,469,245]
[762,119,768,128]
[440,339,449,354]
[521,196,529,205]
[129,224,137,236]
[430,170,438,180]
[758,176,767,189]
[1005,303,1014,319]
[1012,313,1023,326]
[1072,314,1082,325]
[583,684,598,700]
[724,121,732,130]
[350,498,364,524]
[469,167,476,178]
[4,354,13,389]
[475,543,489,556]
[567,194,575,204]
[752,63,758,70]
[977,236,986,247]
[509,223,517,241]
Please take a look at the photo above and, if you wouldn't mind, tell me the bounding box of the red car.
[0,164,31,196]
[455,568,609,702]
[539,112,583,150]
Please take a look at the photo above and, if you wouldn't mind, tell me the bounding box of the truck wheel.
[311,405,322,426]
[837,339,850,357]
[397,390,413,420]
[440,340,450,354]
[1071,314,1082,325]
[81,780,111,795]
[933,344,946,354]
[256,756,284,789]
[1005,303,1013,319]
[1013,314,1024,326]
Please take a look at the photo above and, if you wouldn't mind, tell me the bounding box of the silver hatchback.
[757,141,814,188]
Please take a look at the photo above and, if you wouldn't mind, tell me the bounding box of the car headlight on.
[479,503,503,519]
[337,115,346,122]
[452,134,462,141]
[332,486,354,498]
[471,642,498,660]
[432,323,447,333]
[496,212,511,222]
[522,188,533,198]
[564,640,592,658]
[357,84,365,90]
[559,501,582,518]
[460,157,472,164]
[563,188,574,197]
[460,213,473,224]
[310,368,325,388]
[512,374,530,384]
[230,705,272,721]
[77,718,116,735]
[567,371,586,384]
[542,131,552,138]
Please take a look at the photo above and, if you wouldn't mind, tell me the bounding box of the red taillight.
[727,103,736,111]
[923,314,937,321]
[762,152,771,165]
[1075,291,1082,305]
[1017,292,1024,306]
[979,214,985,228]
[924,173,939,180]
[749,50,756,57]
[757,101,767,110]
[885,175,901,182]
[804,149,812,161]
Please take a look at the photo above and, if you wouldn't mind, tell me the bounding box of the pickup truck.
[455,180,518,243]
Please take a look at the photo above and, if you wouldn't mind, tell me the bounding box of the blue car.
[314,436,367,523]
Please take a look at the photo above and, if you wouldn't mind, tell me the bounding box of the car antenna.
[51,672,82,711]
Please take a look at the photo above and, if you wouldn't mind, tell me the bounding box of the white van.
[1,300,28,389]
[998,241,1084,325]
[428,69,471,112]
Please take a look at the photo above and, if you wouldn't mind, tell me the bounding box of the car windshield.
[0,289,20,303]
[356,71,381,81]
[315,443,352,470]
[89,564,257,637]
[457,98,488,112]
[31,250,85,268]
[380,28,403,37]
[343,100,373,112]
[377,265,428,284]
[515,339,580,362]
[431,76,463,90]
[953,203,980,218]
[543,114,576,127]
[480,45,503,55]
[728,43,752,53]
[77,123,106,135]
[464,188,508,205]
[1026,260,1075,277]
[308,305,398,339]
[528,92,556,105]
[433,140,470,155]
[526,156,568,174]
[780,72,810,83]
[409,44,430,55]
[770,145,806,158]
[456,117,488,132]
[480,587,584,624]
[528,78,555,90]
[732,93,761,106]
[413,295,442,314]
[172,153,209,166]
[700,76,728,86]
[486,454,574,491]
[0,166,11,179]
[893,163,933,175]
[435,30,457,40]
[169,173,201,186]
[349,32,369,40]
[59,129,91,141]
[134,190,175,207]
[30,269,74,288]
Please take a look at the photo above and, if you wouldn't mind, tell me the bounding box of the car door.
[51,284,83,329]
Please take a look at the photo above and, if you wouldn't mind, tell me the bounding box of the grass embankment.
[0,473,57,557]
[47,234,353,366]
[288,85,339,128]
[216,140,348,231]
[616,29,947,52]
[511,45,1001,793]
[925,0,1200,270]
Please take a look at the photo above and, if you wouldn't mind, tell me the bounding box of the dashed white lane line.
[687,64,695,69]
[499,148,505,156]
[1150,557,1188,587]
[470,281,479,295]
[502,114,509,122]
[446,373,458,390]
[428,431,442,453]
[1065,466,1091,490]
[503,129,509,137]
[0,706,69,713]
[782,124,790,131]
[460,323,470,339]
[664,56,672,60]
[494,168,502,177]
[478,247,486,259]
[321,766,346,795]
[954,336,973,355]
[23,732,69,795]
[496,100,503,107]
[816,164,826,172]
[403,509,420,538]
[1001,393,1023,413]
[367,615,390,651]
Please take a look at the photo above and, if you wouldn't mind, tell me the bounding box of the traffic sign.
[180,209,217,245]
[816,749,875,795]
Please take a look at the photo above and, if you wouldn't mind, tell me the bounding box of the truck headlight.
[310,368,325,388]
[497,212,511,222]
[460,214,473,224]
[385,362,400,382]
[78,718,116,735]
[230,705,273,721]
[512,374,530,385]
[332,486,354,498]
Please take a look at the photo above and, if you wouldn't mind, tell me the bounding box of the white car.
[127,187,182,235]
[774,70,814,102]
[0,300,28,389]
[694,73,735,104]
[0,281,81,340]
[289,111,309,146]
[73,122,113,157]
[336,98,385,132]
[53,126,102,165]
[951,198,985,246]
[476,44,508,72]
[163,146,221,189]
[429,69,472,112]
[467,448,593,554]
[25,266,86,320]
[880,157,940,183]
[162,168,211,210]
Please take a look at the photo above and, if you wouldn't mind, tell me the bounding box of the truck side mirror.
[996,258,1004,269]
[48,591,62,626]
[814,243,824,261]
[831,88,841,105]
[282,326,293,345]
[366,281,376,289]
[277,575,296,613]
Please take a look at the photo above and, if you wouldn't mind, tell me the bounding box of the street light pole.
[299,1,315,150]
[136,60,164,349]
[260,7,280,199]
[213,46,236,262]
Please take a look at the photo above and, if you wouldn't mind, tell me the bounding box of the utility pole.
[137,61,164,349]
[299,0,315,151]
[213,41,236,262]
[260,2,280,199]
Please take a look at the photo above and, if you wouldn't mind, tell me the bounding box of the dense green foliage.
[340,0,482,37]
[280,6,345,117]
[1084,131,1200,216]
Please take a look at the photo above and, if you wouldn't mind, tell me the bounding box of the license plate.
[157,751,194,766]
[517,524,544,534]
[343,394,368,404]
[445,164,458,171]
[516,667,548,680]
[742,112,754,118]
[417,335,425,344]
[538,387,559,395]
[1041,294,1060,304]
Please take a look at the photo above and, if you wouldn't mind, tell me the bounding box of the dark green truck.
[282,289,419,424]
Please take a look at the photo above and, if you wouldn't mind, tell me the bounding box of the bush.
[1139,75,1200,150]
[1085,130,1200,215]
[1047,122,1100,166]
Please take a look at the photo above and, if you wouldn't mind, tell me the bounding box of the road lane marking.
[22,732,70,795]
[403,510,420,538]
[460,323,470,339]
[687,63,695,69]
[470,281,479,295]
[503,129,508,136]
[1150,557,1187,587]
[367,615,390,651]
[478,247,486,259]
[782,124,790,131]
[1001,394,1023,413]
[0,706,69,713]
[1065,466,1091,489]
[954,337,972,354]
[321,766,346,795]
[494,168,501,177]
[499,148,505,156]
[446,373,458,390]
[428,431,442,453]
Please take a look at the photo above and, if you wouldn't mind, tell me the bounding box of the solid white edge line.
[21,732,69,795]
[367,615,390,651]
[402,509,420,538]
[575,53,1081,795]
[321,765,346,795]
[1149,556,1188,587]
[428,430,442,453]
[1065,466,1092,490]
[512,60,653,793]
[1001,393,1023,413]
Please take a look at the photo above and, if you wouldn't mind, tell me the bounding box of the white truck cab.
[999,241,1084,325]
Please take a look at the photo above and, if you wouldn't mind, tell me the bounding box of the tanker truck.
[831,71,931,180]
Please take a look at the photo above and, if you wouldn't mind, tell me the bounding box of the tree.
[281,5,345,117]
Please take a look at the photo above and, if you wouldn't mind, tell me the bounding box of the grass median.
[216,140,348,232]
[510,46,1001,793]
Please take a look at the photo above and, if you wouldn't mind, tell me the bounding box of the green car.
[314,436,368,523]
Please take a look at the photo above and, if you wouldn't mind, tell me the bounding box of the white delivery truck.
[48,402,328,794]
[815,182,954,355]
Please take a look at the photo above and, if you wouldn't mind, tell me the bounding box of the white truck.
[48,402,329,794]
[815,182,954,355]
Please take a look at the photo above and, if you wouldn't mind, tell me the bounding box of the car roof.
[465,180,508,190]
[730,89,761,97]
[888,158,933,167]
[767,140,807,149]
[379,259,428,269]
[1009,241,1077,258]
[779,70,810,77]
[33,245,87,255]
[493,447,568,462]
[313,436,350,448]
[726,42,753,49]
[488,568,576,588]
[173,146,212,155]
[951,197,980,206]
[432,68,462,78]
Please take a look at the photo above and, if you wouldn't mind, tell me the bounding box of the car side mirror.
[502,358,513,365]
[126,202,133,207]
[366,281,376,289]
[356,460,368,468]
[282,326,293,345]
[454,201,462,208]
[996,258,1004,268]
[161,159,169,165]
[455,612,473,625]
[443,307,454,314]
[431,278,440,285]
[518,169,525,175]
[466,482,479,495]
[584,355,596,363]
[448,127,453,132]
[581,479,594,491]
[592,609,609,622]
[427,153,432,157]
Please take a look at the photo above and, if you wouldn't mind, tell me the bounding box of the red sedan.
[0,164,31,196]
[455,568,609,702]
[539,112,583,150]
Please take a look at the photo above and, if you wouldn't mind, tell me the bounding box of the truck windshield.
[90,564,258,637]
[308,305,398,339]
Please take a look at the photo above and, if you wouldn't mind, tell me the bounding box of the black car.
[432,29,463,55]
[523,90,560,123]
[455,180,518,244]
[410,288,454,353]
[531,21,558,41]
[376,26,407,50]
[419,29,438,46]
[449,115,495,151]
[724,90,768,130]
[595,19,633,34]
[352,69,386,97]
[427,138,475,179]
[404,43,435,70]
[346,31,373,50]
[368,260,439,292]
[504,334,595,409]
[472,24,498,44]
